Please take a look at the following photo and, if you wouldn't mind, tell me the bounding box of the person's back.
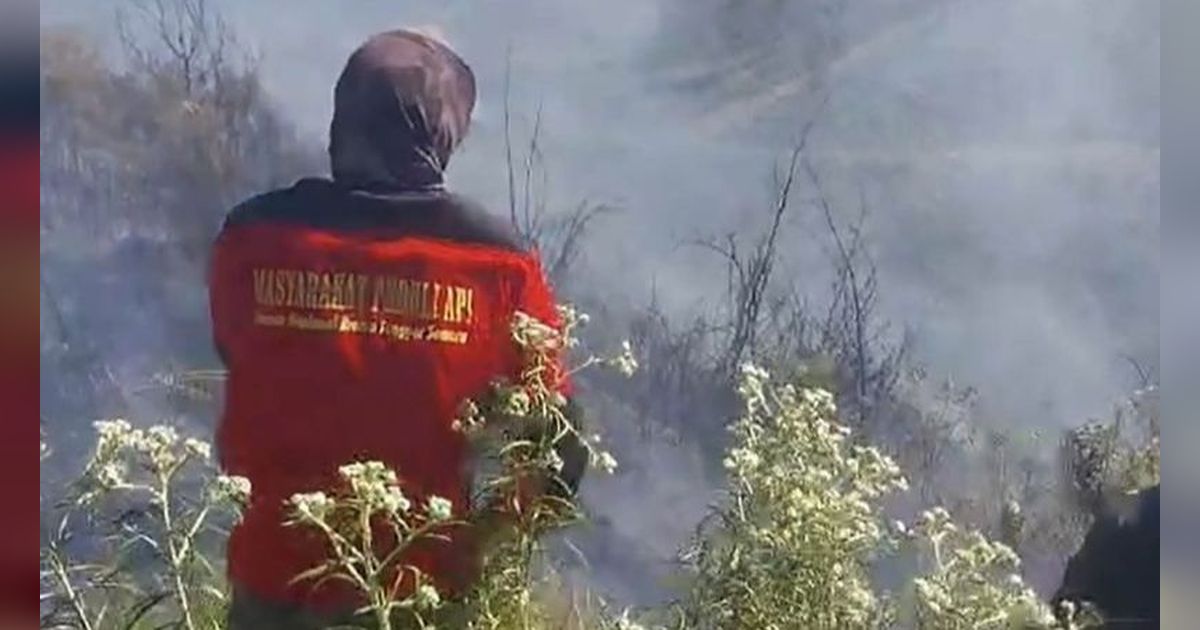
[209,30,572,623]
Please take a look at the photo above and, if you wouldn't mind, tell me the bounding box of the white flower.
[96,461,127,488]
[596,450,618,474]
[427,495,453,521]
[723,447,761,473]
[289,491,334,522]
[145,425,179,449]
[382,486,411,514]
[339,461,397,489]
[183,438,212,460]
[499,387,531,417]
[337,461,411,515]
[511,311,563,351]
[414,583,441,609]
[610,340,639,377]
[210,475,252,505]
[132,425,183,469]
[738,362,769,384]
[453,399,485,434]
[93,419,143,454]
[94,419,133,441]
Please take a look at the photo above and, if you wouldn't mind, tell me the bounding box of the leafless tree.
[502,52,615,285]
[696,116,817,377]
[689,103,904,430]
[116,0,238,100]
[39,4,317,473]
[624,291,730,439]
[802,159,907,426]
[1122,354,1156,390]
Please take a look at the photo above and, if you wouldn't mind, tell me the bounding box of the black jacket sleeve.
[548,397,589,501]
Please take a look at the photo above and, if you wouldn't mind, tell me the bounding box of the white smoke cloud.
[41,0,1160,606]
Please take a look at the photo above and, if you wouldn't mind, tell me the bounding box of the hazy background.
[41,0,1159,430]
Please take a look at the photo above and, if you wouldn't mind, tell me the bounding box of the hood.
[329,30,476,192]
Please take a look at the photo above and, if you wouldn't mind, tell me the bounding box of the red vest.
[209,180,562,610]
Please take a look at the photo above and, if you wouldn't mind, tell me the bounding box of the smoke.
[122,0,1155,428]
[41,0,1159,607]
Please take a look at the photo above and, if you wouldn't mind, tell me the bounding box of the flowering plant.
[902,507,1056,629]
[453,305,636,629]
[281,305,638,629]
[677,363,1098,630]
[284,461,458,630]
[39,316,1110,630]
[42,420,249,630]
[459,306,626,526]
[680,363,907,629]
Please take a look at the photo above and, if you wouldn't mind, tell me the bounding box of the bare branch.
[503,45,518,234]
[522,101,545,240]
[1122,355,1153,389]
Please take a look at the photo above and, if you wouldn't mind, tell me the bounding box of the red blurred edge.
[0,115,41,628]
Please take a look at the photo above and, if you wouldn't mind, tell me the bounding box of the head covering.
[329,29,476,191]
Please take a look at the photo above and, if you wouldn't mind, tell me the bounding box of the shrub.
[679,363,906,629]
[903,507,1059,629]
[283,462,458,630]
[1060,385,1160,518]
[40,420,248,629]
[280,305,634,629]
[676,363,1097,630]
[40,309,1104,629]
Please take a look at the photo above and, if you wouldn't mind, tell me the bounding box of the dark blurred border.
[1163,0,1197,236]
[1163,0,1199,625]
[0,3,39,626]
[0,50,37,135]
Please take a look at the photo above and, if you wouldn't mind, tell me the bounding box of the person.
[208,29,585,628]
[1053,484,1160,628]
